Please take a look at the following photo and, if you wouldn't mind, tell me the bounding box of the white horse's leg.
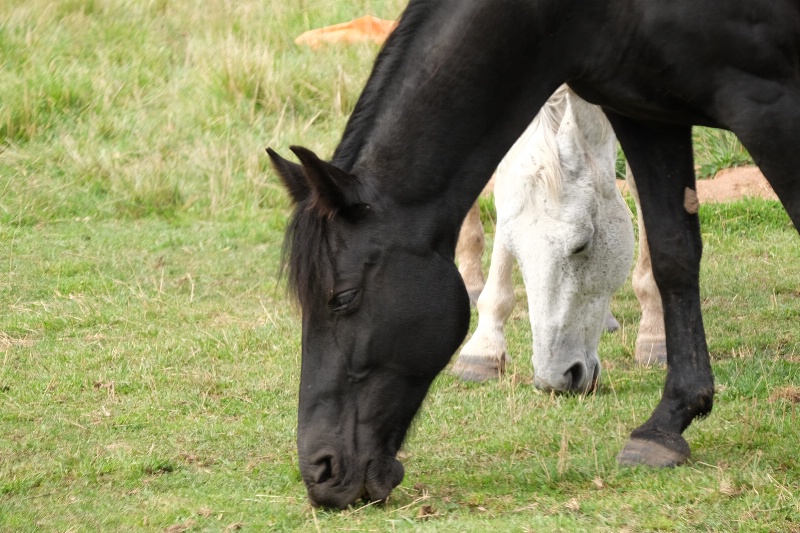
[456,201,486,305]
[451,223,514,381]
[626,164,667,365]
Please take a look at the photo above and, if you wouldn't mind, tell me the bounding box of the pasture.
[1,0,798,531]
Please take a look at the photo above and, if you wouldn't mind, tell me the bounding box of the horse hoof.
[634,337,667,366]
[450,354,505,382]
[617,436,690,467]
[604,313,621,333]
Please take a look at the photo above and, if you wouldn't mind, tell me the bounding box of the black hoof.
[617,431,690,467]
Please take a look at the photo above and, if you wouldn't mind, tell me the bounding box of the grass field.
[2,1,798,531]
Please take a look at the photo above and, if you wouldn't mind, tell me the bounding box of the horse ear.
[267,148,310,203]
[554,98,587,175]
[289,145,360,218]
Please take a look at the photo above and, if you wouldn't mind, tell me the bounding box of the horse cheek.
[386,254,470,376]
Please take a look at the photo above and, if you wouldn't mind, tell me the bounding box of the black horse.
[269,0,800,509]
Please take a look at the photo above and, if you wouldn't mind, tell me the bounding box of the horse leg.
[606,114,713,467]
[451,222,513,381]
[726,90,800,231]
[456,201,486,306]
[625,164,667,365]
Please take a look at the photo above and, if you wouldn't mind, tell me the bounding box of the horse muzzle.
[303,449,405,509]
[533,357,600,393]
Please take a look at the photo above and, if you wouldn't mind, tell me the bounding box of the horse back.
[568,0,800,129]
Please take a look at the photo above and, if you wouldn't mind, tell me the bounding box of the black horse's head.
[269,146,470,509]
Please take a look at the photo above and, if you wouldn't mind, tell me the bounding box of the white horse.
[452,87,665,392]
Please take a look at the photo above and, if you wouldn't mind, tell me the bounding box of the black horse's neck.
[331,0,574,230]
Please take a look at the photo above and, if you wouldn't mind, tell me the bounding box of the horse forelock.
[282,203,334,311]
[281,176,381,310]
[500,86,569,202]
[535,87,571,200]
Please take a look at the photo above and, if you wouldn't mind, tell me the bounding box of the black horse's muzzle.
[303,450,405,509]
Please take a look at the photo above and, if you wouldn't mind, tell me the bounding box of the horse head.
[268,146,470,508]
[496,91,633,392]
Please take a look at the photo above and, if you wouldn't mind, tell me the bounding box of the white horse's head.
[497,90,634,392]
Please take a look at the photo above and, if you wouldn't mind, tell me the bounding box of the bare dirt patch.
[617,166,777,203]
[0,333,35,351]
[768,386,800,404]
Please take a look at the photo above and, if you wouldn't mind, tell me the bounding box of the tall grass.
[1,0,405,224]
[693,128,753,178]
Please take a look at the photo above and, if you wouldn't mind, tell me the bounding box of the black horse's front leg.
[606,113,714,467]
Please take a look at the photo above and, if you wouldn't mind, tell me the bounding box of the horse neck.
[331,0,580,240]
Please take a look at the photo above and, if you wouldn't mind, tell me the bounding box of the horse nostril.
[591,362,600,388]
[311,455,335,484]
[565,363,584,391]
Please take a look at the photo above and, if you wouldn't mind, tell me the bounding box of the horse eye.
[331,289,360,312]
[572,241,590,255]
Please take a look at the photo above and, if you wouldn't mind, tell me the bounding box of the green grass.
[693,128,753,179]
[1,1,797,531]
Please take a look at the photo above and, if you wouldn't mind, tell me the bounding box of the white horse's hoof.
[635,336,667,365]
[604,312,621,333]
[450,354,505,382]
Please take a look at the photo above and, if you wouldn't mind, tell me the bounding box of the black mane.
[331,0,440,171]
